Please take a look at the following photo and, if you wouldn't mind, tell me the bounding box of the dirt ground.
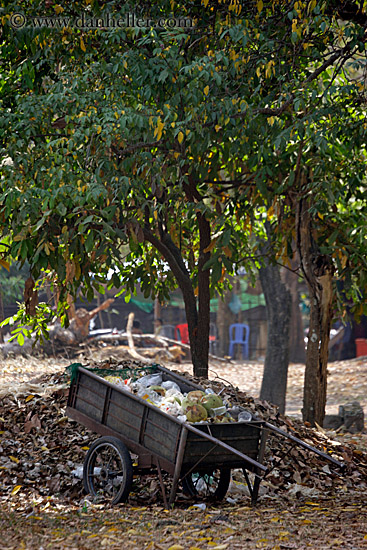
[1,349,367,549]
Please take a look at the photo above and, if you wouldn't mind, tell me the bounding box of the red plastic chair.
[175,323,190,344]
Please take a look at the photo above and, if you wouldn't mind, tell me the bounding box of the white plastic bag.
[137,373,162,387]
[161,380,182,393]
[137,387,162,405]
[159,399,183,417]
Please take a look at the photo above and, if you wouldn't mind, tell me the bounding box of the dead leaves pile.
[0,375,90,502]
[0,360,366,510]
[1,360,367,549]
[173,368,367,499]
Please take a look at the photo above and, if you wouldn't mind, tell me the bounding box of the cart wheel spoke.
[182,469,231,501]
[83,436,133,505]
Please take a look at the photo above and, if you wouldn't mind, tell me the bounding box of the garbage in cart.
[100,368,255,425]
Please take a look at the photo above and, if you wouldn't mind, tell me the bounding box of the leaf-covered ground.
[2,494,367,549]
[1,352,367,549]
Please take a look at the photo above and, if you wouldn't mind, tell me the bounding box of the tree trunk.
[143,223,210,379]
[0,285,4,343]
[297,199,334,426]
[259,256,292,414]
[216,279,236,357]
[192,212,211,378]
[282,259,306,363]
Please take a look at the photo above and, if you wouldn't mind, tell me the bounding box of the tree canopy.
[1,1,367,411]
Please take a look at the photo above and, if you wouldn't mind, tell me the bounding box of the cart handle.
[263,421,344,469]
[185,423,267,472]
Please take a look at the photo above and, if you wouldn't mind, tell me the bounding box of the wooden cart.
[66,364,343,507]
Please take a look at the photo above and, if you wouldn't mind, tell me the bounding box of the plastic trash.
[136,373,162,387]
[210,406,227,417]
[161,380,182,392]
[192,503,206,511]
[137,387,162,404]
[71,465,84,479]
[105,376,132,392]
[238,410,252,422]
[159,399,183,417]
[204,388,215,395]
[165,389,184,404]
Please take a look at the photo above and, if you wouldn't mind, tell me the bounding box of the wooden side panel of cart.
[66,366,265,474]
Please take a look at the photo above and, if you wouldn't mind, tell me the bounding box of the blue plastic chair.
[228,323,250,359]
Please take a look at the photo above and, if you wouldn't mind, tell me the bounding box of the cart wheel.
[83,436,133,504]
[181,469,231,500]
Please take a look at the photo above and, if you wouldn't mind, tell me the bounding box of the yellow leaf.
[10,456,19,464]
[257,0,263,13]
[167,546,185,550]
[96,126,102,134]
[153,210,158,220]
[0,259,10,271]
[267,205,275,220]
[203,0,209,7]
[13,233,25,242]
[302,519,312,524]
[204,85,209,96]
[211,546,228,550]
[75,261,81,280]
[215,125,221,132]
[80,37,86,52]
[54,5,64,14]
[82,446,90,451]
[177,131,184,144]
[11,485,22,496]
[203,238,218,253]
[25,395,35,402]
[154,117,164,141]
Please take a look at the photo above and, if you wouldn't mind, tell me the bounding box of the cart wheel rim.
[83,439,132,504]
